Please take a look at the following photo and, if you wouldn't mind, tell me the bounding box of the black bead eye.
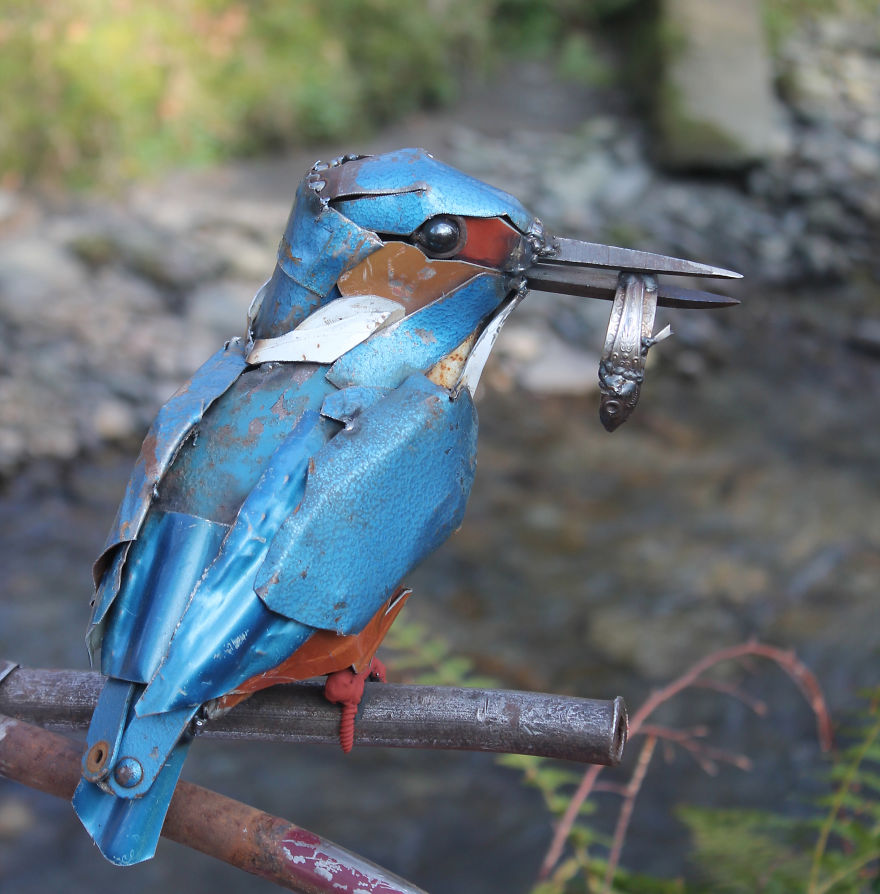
[414,215,466,258]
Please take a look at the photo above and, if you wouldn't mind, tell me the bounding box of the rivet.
[113,757,143,788]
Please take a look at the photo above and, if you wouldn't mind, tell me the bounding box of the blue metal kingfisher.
[73,148,740,865]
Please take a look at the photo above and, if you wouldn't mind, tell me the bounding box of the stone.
[656,0,786,168]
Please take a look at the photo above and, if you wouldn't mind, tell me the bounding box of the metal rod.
[526,265,740,309]
[0,713,427,894]
[0,665,627,766]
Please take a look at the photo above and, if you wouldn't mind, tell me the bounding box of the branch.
[537,639,832,882]
[0,713,428,894]
[638,723,752,774]
[603,735,658,893]
[0,663,627,766]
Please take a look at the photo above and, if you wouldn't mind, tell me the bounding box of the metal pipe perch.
[0,712,428,894]
[0,664,627,766]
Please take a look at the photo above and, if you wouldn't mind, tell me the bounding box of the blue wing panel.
[151,362,337,524]
[87,340,248,657]
[100,512,230,681]
[255,374,478,634]
[133,411,331,717]
[326,273,508,390]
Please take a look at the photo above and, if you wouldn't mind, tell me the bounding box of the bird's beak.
[522,233,743,431]
[524,235,742,308]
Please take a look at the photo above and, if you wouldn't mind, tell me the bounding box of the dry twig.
[538,640,832,889]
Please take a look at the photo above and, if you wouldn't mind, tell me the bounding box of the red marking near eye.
[457,217,523,269]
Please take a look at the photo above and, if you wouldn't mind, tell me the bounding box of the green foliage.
[382,616,497,688]
[680,688,880,894]
[491,0,643,54]
[384,617,878,892]
[0,0,490,186]
[761,0,878,52]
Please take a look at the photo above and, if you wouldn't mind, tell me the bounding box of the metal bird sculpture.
[74,148,740,865]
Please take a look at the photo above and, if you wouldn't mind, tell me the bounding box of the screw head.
[113,757,143,788]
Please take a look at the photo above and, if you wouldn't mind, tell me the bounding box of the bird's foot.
[324,657,386,753]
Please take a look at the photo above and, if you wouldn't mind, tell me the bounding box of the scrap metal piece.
[526,263,740,308]
[0,666,627,767]
[541,236,742,279]
[246,295,406,365]
[598,272,671,431]
[1,713,429,893]
[73,146,740,868]
[0,660,17,686]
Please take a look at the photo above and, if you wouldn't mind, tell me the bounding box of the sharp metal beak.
[521,234,743,432]
[525,235,741,309]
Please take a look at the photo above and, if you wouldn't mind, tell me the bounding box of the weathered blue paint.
[256,374,477,633]
[105,702,199,798]
[152,362,338,524]
[87,339,248,658]
[332,148,534,235]
[73,739,191,866]
[100,512,230,681]
[250,185,382,340]
[75,148,541,867]
[81,678,136,782]
[320,384,390,423]
[327,273,509,390]
[134,411,330,716]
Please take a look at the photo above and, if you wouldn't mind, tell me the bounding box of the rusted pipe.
[0,664,627,766]
[0,712,427,893]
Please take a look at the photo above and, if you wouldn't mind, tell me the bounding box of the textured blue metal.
[256,374,477,633]
[250,185,382,340]
[73,148,557,867]
[331,148,534,235]
[80,678,135,782]
[320,385,391,423]
[151,362,337,523]
[326,273,509,390]
[105,702,198,798]
[87,339,248,657]
[73,739,191,866]
[100,512,230,681]
[133,412,329,716]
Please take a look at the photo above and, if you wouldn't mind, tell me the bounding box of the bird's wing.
[87,339,248,660]
[255,372,479,634]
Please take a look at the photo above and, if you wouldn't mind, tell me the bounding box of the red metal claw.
[324,657,386,753]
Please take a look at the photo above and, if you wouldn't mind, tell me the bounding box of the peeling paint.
[0,716,14,742]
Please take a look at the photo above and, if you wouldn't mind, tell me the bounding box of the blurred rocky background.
[0,1,878,891]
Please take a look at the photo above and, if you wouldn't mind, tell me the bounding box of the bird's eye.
[414,215,466,259]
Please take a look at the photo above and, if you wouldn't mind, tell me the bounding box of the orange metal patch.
[215,588,411,712]
[457,216,524,269]
[338,242,480,315]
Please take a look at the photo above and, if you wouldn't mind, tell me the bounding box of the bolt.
[113,757,143,788]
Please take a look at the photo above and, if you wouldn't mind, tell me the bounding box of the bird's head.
[247,148,740,427]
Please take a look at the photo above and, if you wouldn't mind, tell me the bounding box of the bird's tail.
[73,739,190,865]
[73,679,197,865]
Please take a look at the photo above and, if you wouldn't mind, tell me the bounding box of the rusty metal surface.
[0,666,626,766]
[0,713,428,894]
[338,241,482,314]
